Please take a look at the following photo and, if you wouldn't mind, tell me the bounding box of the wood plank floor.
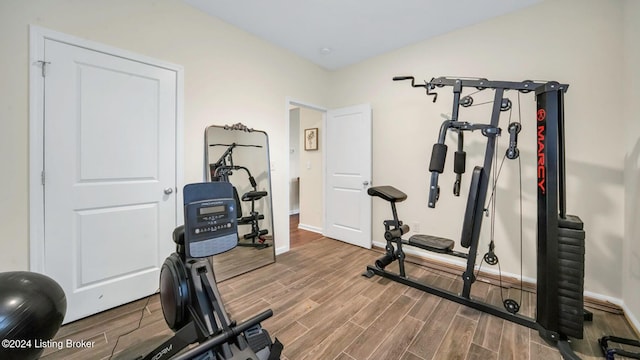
[40,216,638,360]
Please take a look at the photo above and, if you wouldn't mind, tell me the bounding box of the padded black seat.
[367,186,407,202]
[242,191,268,202]
[408,234,455,253]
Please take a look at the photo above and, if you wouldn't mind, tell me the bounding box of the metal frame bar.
[366,265,538,329]
[366,76,581,359]
[460,88,503,298]
[535,84,566,338]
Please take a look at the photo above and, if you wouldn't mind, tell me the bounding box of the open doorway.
[286,100,372,250]
[289,102,326,248]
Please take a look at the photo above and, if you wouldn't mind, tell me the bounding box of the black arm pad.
[429,143,448,173]
[454,151,466,175]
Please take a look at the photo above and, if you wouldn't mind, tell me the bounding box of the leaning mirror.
[204,123,275,282]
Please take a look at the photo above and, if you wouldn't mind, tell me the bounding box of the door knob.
[363,181,370,186]
[164,187,174,195]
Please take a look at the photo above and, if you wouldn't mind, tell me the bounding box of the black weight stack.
[557,215,585,339]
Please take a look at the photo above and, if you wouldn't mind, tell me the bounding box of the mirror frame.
[203,123,276,281]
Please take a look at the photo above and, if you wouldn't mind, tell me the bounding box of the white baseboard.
[373,240,628,312]
[298,223,323,234]
[583,290,624,308]
[621,303,640,335]
[275,245,290,256]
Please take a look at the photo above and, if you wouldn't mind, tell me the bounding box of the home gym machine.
[138,182,282,360]
[210,143,271,249]
[363,76,588,359]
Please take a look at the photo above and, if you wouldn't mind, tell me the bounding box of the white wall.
[2,0,637,316]
[623,0,640,332]
[0,0,328,270]
[289,108,301,214]
[328,0,625,300]
[298,107,324,231]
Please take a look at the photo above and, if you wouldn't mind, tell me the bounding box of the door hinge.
[37,60,51,77]
[41,171,45,185]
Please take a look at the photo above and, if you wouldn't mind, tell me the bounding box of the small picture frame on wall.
[304,128,318,151]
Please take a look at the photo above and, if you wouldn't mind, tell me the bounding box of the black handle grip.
[172,309,274,360]
[428,172,440,208]
[393,76,414,81]
[453,178,461,197]
[248,176,257,188]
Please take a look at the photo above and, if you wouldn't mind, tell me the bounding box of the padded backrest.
[461,166,483,248]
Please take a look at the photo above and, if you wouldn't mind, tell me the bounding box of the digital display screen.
[199,205,226,216]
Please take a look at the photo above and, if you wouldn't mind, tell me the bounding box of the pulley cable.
[478,95,526,314]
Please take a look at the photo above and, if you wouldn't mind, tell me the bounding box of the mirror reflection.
[204,123,275,282]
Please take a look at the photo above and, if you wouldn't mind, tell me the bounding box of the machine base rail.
[172,309,274,360]
[598,336,640,360]
[364,265,537,329]
[364,265,583,360]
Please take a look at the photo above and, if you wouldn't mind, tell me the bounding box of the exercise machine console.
[138,182,282,360]
[364,76,588,360]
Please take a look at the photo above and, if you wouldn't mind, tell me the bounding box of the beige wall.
[623,0,640,331]
[289,108,301,214]
[298,107,324,231]
[328,0,625,300]
[2,0,638,317]
[0,0,328,269]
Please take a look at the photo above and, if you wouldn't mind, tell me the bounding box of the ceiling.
[183,0,541,70]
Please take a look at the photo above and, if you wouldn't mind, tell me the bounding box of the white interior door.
[324,104,372,248]
[42,38,178,323]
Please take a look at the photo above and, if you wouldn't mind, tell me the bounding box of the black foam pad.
[367,186,407,202]
[375,254,395,269]
[409,234,454,253]
[429,143,448,173]
[454,151,466,174]
[460,167,483,248]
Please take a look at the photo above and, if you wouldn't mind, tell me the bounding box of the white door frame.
[28,25,184,272]
[285,97,327,254]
